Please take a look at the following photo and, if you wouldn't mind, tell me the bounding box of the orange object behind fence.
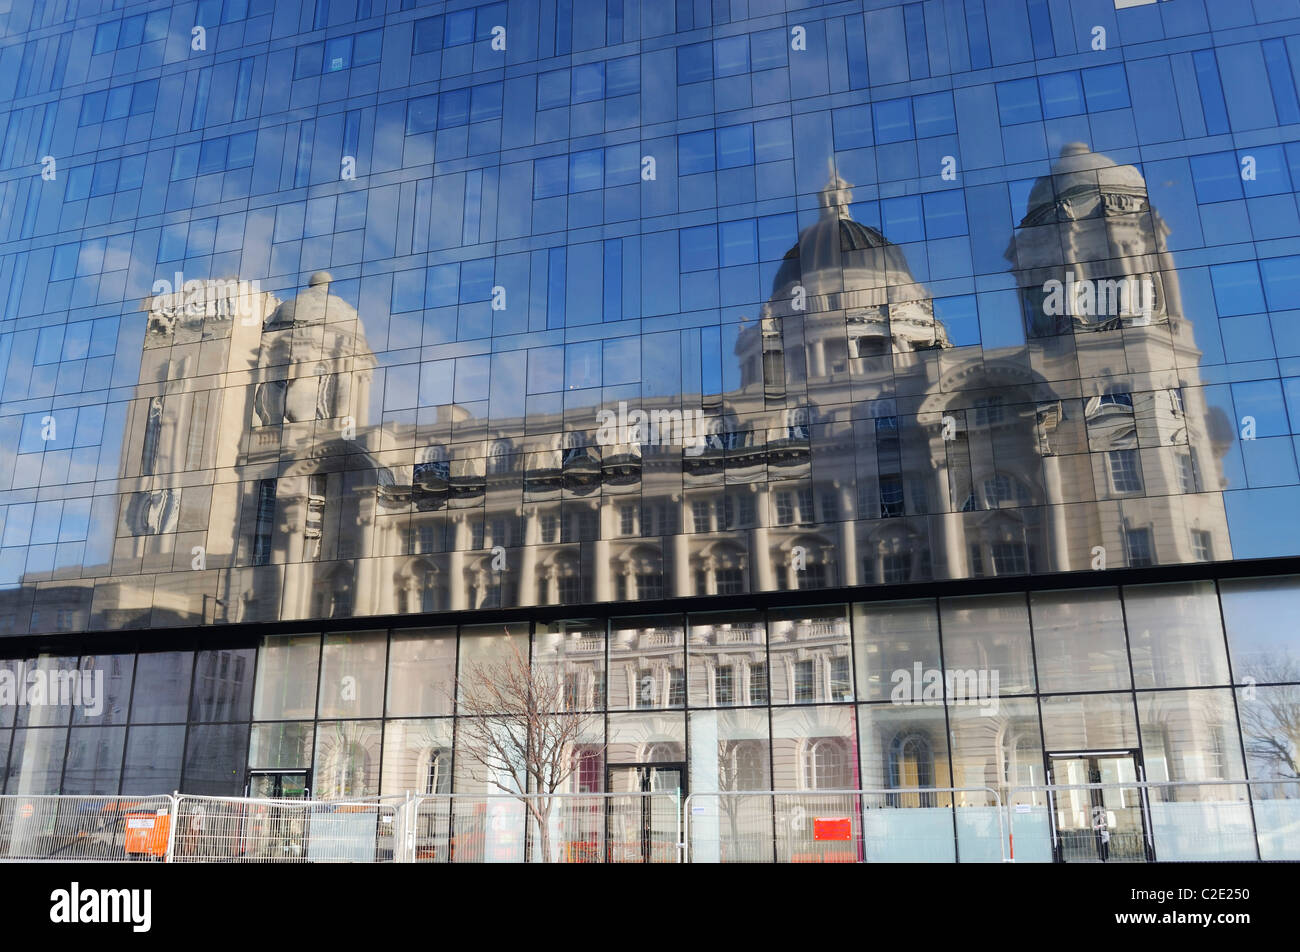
[123,811,171,858]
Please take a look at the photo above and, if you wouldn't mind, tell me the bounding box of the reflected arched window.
[888,731,936,807]
[415,445,450,483]
[141,396,164,474]
[643,742,678,764]
[488,439,513,474]
[982,474,1032,509]
[726,740,768,791]
[408,560,444,613]
[314,363,337,420]
[786,406,810,441]
[561,431,592,466]
[314,567,353,619]
[322,741,371,798]
[802,738,849,790]
[424,748,451,795]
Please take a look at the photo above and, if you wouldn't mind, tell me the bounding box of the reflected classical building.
[4,0,1299,869]
[66,147,1230,640]
[1,137,1293,857]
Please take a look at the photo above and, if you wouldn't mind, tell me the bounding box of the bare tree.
[454,631,602,862]
[1237,659,1300,783]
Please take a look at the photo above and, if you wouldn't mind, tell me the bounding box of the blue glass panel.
[1210,262,1266,317]
[996,78,1041,125]
[1039,71,1084,119]
[1081,64,1130,111]
[678,42,712,84]
[913,92,956,137]
[678,131,716,174]
[444,10,474,46]
[716,124,754,169]
[413,17,443,54]
[572,63,605,103]
[873,98,914,144]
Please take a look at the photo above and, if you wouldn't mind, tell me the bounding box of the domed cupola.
[1018,142,1152,228]
[760,164,949,358]
[253,271,376,426]
[1007,143,1174,337]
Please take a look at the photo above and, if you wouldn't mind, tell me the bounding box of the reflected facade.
[0,0,1298,856]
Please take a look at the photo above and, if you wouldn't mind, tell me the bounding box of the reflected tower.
[1006,143,1232,574]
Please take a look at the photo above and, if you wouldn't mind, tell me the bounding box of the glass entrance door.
[243,770,311,860]
[1048,752,1150,863]
[247,770,310,799]
[607,764,683,863]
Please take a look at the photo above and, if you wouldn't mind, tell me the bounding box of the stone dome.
[1023,142,1150,225]
[266,270,361,330]
[770,169,919,301]
[761,166,949,352]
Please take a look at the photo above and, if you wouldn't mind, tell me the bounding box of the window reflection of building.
[75,146,1228,635]
[423,748,451,796]
[802,737,850,791]
[889,732,937,808]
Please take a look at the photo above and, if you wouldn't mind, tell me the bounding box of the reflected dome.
[265,270,362,331]
[1023,142,1150,224]
[760,165,949,359]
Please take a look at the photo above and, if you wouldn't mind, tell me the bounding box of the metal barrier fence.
[399,791,682,863]
[0,795,175,862]
[683,787,1006,863]
[1006,778,1300,863]
[170,794,403,863]
[2,779,1296,862]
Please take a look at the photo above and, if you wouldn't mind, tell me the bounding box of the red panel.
[813,817,852,841]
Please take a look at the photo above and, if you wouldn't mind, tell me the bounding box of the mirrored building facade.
[0,0,1298,857]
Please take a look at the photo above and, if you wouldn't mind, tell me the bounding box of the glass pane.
[857,704,956,862]
[130,651,194,723]
[1030,588,1131,692]
[688,610,766,708]
[940,594,1036,697]
[380,718,454,795]
[253,635,321,720]
[14,656,78,727]
[1039,693,1138,751]
[688,708,771,863]
[61,725,126,794]
[689,707,770,791]
[0,661,16,729]
[189,648,256,722]
[1219,576,1300,685]
[182,724,250,795]
[317,630,386,718]
[386,627,457,716]
[607,711,686,765]
[770,704,857,790]
[1137,688,1252,861]
[1125,582,1230,689]
[120,724,186,794]
[5,728,68,794]
[1237,685,1300,860]
[73,653,133,725]
[313,720,382,798]
[534,618,605,712]
[949,696,1043,798]
[248,721,314,769]
[1137,688,1244,783]
[768,605,852,704]
[608,615,685,710]
[457,623,528,713]
[853,599,941,703]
